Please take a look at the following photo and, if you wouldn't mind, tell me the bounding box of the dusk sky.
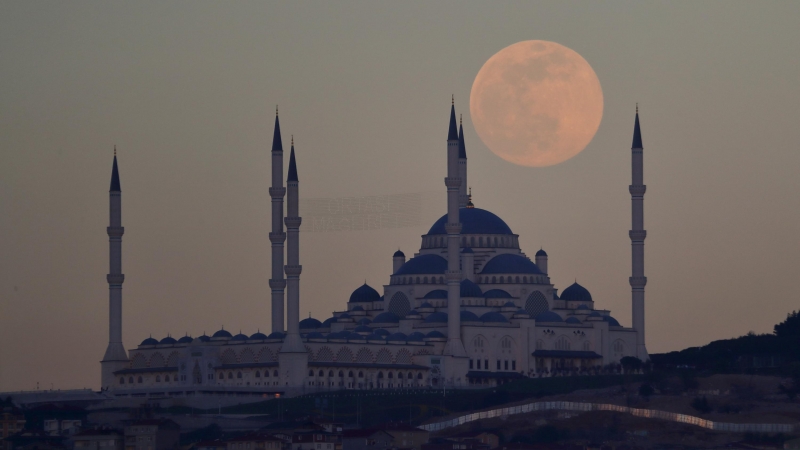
[2,2,799,391]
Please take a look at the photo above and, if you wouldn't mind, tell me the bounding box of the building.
[43,420,81,437]
[98,103,650,398]
[123,419,179,450]
[292,432,341,450]
[445,432,498,450]
[341,430,394,450]
[377,424,428,450]
[225,433,283,450]
[1,407,26,450]
[72,429,124,450]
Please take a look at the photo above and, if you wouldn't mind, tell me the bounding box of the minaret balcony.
[269,279,287,289]
[629,276,647,288]
[284,265,302,276]
[445,270,462,281]
[444,223,462,234]
[444,177,462,188]
[269,232,287,243]
[107,227,124,237]
[107,274,125,284]
[629,230,647,241]
[284,217,302,228]
[269,187,286,198]
[629,185,646,196]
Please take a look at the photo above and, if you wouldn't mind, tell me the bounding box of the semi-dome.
[160,336,177,345]
[351,306,365,312]
[565,317,582,324]
[338,313,352,319]
[366,333,386,342]
[535,249,548,257]
[484,289,512,299]
[423,290,448,299]
[460,310,480,322]
[395,254,448,275]
[513,308,530,318]
[480,312,509,323]
[388,332,408,341]
[480,254,542,274]
[407,332,426,342]
[419,302,434,309]
[231,333,248,341]
[177,335,193,344]
[393,250,405,258]
[560,282,593,302]
[461,279,483,297]
[535,311,564,322]
[212,329,232,338]
[140,337,158,346]
[250,332,268,340]
[461,247,473,254]
[321,317,337,328]
[587,311,602,318]
[428,208,513,235]
[602,315,621,327]
[576,304,590,310]
[406,310,422,318]
[197,334,211,342]
[373,312,400,324]
[424,312,448,323]
[299,318,322,330]
[374,328,391,337]
[349,283,381,303]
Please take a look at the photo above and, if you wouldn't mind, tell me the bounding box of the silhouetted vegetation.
[690,396,712,414]
[638,383,654,400]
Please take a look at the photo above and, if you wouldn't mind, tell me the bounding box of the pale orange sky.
[1,2,799,391]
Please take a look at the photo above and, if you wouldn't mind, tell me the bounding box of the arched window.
[614,340,625,355]
[164,375,170,382]
[128,377,133,384]
[309,370,314,376]
[501,337,512,349]
[555,336,571,351]
[349,371,354,378]
[227,372,233,379]
[378,372,384,379]
[358,371,364,378]
[536,340,544,350]
[583,341,591,351]
[218,373,223,379]
[237,372,242,379]
[499,276,504,283]
[516,276,520,283]
[415,277,420,283]
[389,292,411,317]
[338,371,344,377]
[492,276,496,283]
[479,237,484,247]
[397,372,403,379]
[408,372,413,379]
[120,377,125,385]
[255,371,261,378]
[328,370,334,377]
[523,277,528,283]
[318,370,324,377]
[473,336,484,349]
[155,376,161,382]
[388,372,394,379]
[273,370,278,377]
[137,376,143,383]
[525,291,550,317]
[417,373,423,379]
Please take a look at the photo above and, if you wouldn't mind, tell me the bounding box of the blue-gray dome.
[306,332,325,339]
[267,331,285,339]
[351,306,365,312]
[160,336,177,344]
[357,318,371,325]
[177,335,193,344]
[565,317,582,324]
[428,208,513,235]
[373,312,400,324]
[141,337,158,346]
[480,254,542,274]
[502,301,516,307]
[366,333,386,342]
[327,331,346,340]
[535,311,563,322]
[576,304,590,310]
[212,329,232,338]
[461,310,480,322]
[321,317,337,327]
[374,328,391,337]
[299,318,322,330]
[480,312,509,323]
[388,332,408,341]
[424,312,448,323]
[484,289,512,299]
[461,247,474,254]
[461,279,483,297]
[560,282,593,302]
[423,290,448,299]
[395,254,448,275]
[407,332,425,342]
[419,302,434,308]
[426,331,446,339]
[393,250,405,258]
[338,313,351,319]
[231,333,248,341]
[602,315,621,327]
[354,325,372,334]
[250,332,268,340]
[197,334,211,342]
[535,249,548,257]
[587,311,602,318]
[349,283,381,303]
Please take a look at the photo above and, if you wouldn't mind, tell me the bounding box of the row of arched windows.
[393,274,545,286]
[308,369,424,380]
[217,369,280,380]
[423,235,519,249]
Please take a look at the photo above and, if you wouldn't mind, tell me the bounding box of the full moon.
[470,40,604,167]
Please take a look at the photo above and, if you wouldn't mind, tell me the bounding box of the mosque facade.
[100,103,649,398]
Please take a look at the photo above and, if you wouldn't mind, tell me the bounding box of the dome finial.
[460,114,462,125]
[466,187,474,208]
[451,94,454,105]
[113,145,116,156]
[276,105,278,116]
[636,102,638,114]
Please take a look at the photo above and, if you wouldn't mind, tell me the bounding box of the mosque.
[100,102,649,398]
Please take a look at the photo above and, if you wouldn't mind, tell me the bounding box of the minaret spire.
[629,107,649,360]
[458,114,468,207]
[269,110,287,333]
[444,99,466,359]
[101,149,129,389]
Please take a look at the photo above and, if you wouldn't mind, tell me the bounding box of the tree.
[638,384,654,400]
[691,396,712,414]
[774,311,800,338]
[620,356,643,374]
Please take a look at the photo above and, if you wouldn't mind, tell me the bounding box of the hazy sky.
[2,2,799,391]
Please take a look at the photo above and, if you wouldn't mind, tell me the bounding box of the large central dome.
[427,207,513,235]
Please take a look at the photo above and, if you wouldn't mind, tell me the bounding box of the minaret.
[444,98,466,358]
[282,140,302,351]
[269,108,287,334]
[101,149,129,389]
[629,106,649,361]
[458,115,468,208]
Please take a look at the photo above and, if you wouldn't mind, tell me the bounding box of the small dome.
[406,309,422,318]
[395,254,448,275]
[576,304,590,310]
[424,311,448,323]
[177,336,193,344]
[461,247,474,254]
[393,250,405,258]
[423,290,448,299]
[587,311,602,318]
[231,333,248,341]
[480,254,542,275]
[502,301,516,307]
[565,317,582,324]
[388,332,408,342]
[460,310,480,322]
[535,249,548,257]
[480,312,509,323]
[299,318,322,330]
[374,328,391,337]
[460,279,483,298]
[197,334,211,342]
[428,208,513,236]
[484,289,512,299]
[560,282,593,302]
[348,334,366,341]
[366,333,386,342]
[306,332,325,339]
[354,325,372,334]
[602,315,621,327]
[426,330,447,339]
[513,308,530,318]
[419,302,434,308]
[140,337,158,346]
[250,332,268,340]
[407,332,426,342]
[267,331,285,339]
[160,336,177,345]
[338,313,352,319]
[326,331,345,340]
[349,283,381,303]
[212,329,232,338]
[373,312,400,324]
[321,317,337,328]
[535,311,564,322]
[351,306,365,312]
[357,318,372,326]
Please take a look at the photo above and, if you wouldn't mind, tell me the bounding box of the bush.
[638,383,654,399]
[691,396,712,414]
